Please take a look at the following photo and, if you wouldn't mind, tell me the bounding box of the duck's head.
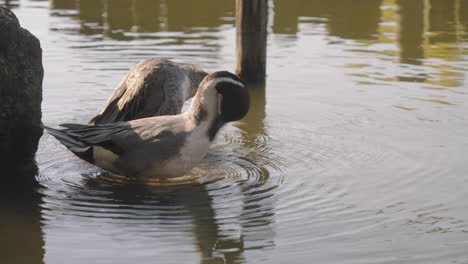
[191,71,250,124]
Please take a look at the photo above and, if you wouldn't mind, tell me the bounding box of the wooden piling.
[235,0,268,84]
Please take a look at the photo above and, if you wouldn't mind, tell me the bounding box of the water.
[2,0,468,263]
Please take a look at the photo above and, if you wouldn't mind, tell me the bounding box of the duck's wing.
[48,115,181,157]
[45,122,132,163]
[89,59,168,125]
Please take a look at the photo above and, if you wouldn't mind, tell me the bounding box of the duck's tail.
[43,125,94,163]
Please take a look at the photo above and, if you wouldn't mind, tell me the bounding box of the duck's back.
[89,58,205,125]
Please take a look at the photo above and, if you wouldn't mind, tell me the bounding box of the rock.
[0,6,43,169]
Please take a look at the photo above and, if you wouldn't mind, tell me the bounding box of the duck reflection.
[77,176,245,264]
[0,165,44,264]
[43,83,276,263]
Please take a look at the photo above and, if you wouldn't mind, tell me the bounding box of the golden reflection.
[50,0,76,10]
[107,0,134,39]
[4,0,19,8]
[393,105,417,111]
[461,0,468,39]
[78,0,104,35]
[273,0,383,40]
[272,0,299,35]
[422,0,465,88]
[411,97,455,105]
[133,0,162,32]
[396,0,425,66]
[46,0,467,89]
[50,0,234,36]
[428,0,457,44]
[322,0,383,40]
[165,0,233,32]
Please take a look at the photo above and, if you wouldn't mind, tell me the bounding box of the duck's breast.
[138,127,211,179]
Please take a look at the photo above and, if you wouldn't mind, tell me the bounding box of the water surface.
[3,0,468,263]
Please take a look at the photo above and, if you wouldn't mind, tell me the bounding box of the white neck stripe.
[210,77,244,88]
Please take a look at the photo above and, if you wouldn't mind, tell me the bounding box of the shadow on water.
[0,164,44,264]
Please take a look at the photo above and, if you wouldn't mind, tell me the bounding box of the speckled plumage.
[89,58,208,125]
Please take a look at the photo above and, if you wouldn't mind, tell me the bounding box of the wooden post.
[235,0,268,84]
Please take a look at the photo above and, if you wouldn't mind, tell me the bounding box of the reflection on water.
[45,0,468,90]
[33,77,277,263]
[50,0,233,44]
[3,0,19,8]
[396,0,425,66]
[0,165,44,264]
[72,176,245,263]
[273,0,382,40]
[4,0,468,263]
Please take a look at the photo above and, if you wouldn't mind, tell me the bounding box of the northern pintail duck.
[89,58,208,125]
[45,71,249,179]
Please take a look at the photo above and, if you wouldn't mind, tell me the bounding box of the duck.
[45,71,249,179]
[89,58,209,125]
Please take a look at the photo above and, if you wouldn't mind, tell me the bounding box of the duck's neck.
[187,87,225,141]
[181,65,209,99]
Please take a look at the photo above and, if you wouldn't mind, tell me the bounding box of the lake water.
[2,0,468,263]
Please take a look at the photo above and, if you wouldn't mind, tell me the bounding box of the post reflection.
[395,0,428,83]
[0,165,44,264]
[272,0,299,36]
[428,0,457,43]
[396,0,425,65]
[461,0,468,40]
[107,0,133,33]
[49,0,233,38]
[273,0,383,40]
[165,0,233,32]
[50,0,76,10]
[236,83,276,250]
[133,0,162,33]
[237,83,267,152]
[3,0,19,8]
[77,0,104,35]
[322,0,383,40]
